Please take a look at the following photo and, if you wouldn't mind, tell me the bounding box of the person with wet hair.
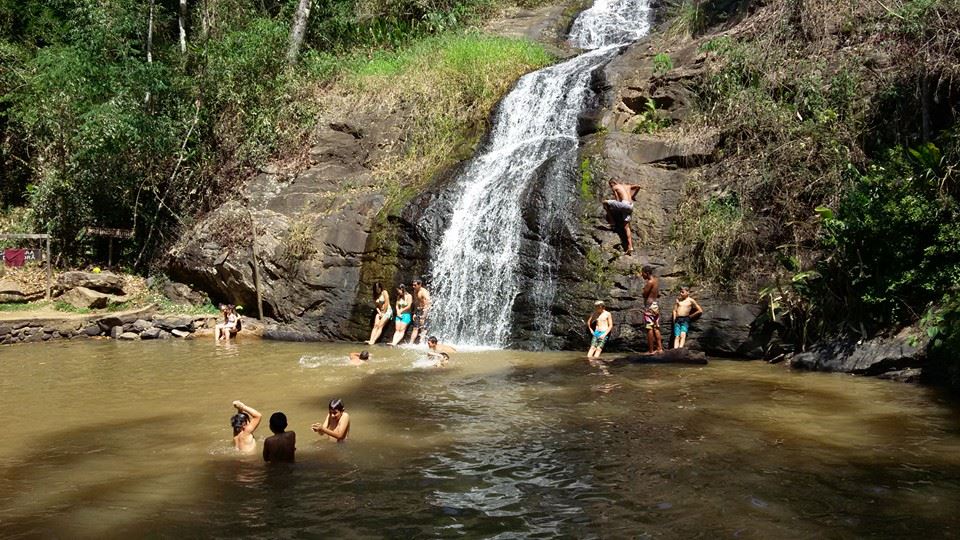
[312,399,350,442]
[349,350,370,365]
[367,282,392,345]
[230,400,262,454]
[263,412,296,463]
[391,284,413,346]
[426,336,456,367]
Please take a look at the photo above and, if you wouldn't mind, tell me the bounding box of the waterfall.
[427,0,651,347]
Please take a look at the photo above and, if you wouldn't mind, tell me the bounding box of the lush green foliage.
[670,0,960,365]
[0,0,546,266]
[818,142,960,329]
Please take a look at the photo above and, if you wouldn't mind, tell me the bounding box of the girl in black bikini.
[367,282,392,345]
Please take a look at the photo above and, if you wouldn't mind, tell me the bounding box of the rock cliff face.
[169,4,769,355]
[168,119,392,338]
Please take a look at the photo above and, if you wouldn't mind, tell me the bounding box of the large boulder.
[0,279,28,303]
[57,271,125,295]
[168,120,390,339]
[161,281,208,306]
[791,336,925,376]
[59,286,111,309]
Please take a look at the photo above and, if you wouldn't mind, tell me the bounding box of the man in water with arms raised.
[586,300,613,358]
[230,400,262,454]
[641,265,664,354]
[603,179,642,255]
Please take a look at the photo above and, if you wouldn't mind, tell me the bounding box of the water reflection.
[0,340,958,537]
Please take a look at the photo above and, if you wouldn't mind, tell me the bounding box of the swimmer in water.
[427,336,455,367]
[349,350,370,366]
[263,412,296,463]
[312,399,350,442]
[230,400,262,454]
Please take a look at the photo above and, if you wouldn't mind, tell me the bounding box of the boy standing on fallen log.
[672,286,703,349]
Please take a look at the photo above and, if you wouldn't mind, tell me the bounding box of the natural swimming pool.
[1,339,958,537]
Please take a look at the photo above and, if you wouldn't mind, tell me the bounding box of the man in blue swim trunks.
[672,286,703,349]
[586,300,613,358]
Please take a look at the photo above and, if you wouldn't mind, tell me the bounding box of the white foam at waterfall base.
[426,0,652,348]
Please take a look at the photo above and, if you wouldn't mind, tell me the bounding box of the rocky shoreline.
[0,306,223,344]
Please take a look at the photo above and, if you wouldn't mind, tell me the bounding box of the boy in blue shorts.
[672,287,703,349]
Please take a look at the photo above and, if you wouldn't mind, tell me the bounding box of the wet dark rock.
[614,348,708,364]
[131,319,153,333]
[82,325,102,336]
[790,336,925,376]
[262,329,326,342]
[878,368,923,383]
[141,327,162,340]
[56,271,125,295]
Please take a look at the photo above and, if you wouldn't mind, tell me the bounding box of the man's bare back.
[610,181,641,203]
[263,431,296,463]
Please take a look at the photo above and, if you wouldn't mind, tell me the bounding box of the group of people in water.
[230,398,350,463]
[586,265,704,358]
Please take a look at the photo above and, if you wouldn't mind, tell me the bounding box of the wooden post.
[249,211,264,320]
[45,235,51,300]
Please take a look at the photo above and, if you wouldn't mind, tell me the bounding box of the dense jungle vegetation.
[663,0,959,381]
[0,0,549,265]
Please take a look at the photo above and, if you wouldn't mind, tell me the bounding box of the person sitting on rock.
[602,179,642,255]
[672,286,703,349]
[215,304,239,343]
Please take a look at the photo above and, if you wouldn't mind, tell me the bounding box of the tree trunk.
[286,0,312,64]
[146,0,154,104]
[179,0,188,53]
[201,0,213,38]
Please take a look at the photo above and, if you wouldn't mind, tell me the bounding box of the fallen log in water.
[613,349,708,365]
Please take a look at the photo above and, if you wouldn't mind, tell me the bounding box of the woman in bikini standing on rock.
[391,284,413,346]
[367,282,392,345]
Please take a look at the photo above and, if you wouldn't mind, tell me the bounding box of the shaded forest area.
[0,0,540,264]
[665,0,960,384]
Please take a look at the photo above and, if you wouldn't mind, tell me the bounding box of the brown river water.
[0,338,958,538]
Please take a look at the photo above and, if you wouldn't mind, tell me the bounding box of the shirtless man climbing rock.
[603,179,642,255]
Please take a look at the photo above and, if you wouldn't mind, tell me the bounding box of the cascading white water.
[427,0,651,347]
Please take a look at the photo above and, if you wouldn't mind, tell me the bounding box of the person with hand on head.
[312,399,350,442]
[230,400,262,454]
